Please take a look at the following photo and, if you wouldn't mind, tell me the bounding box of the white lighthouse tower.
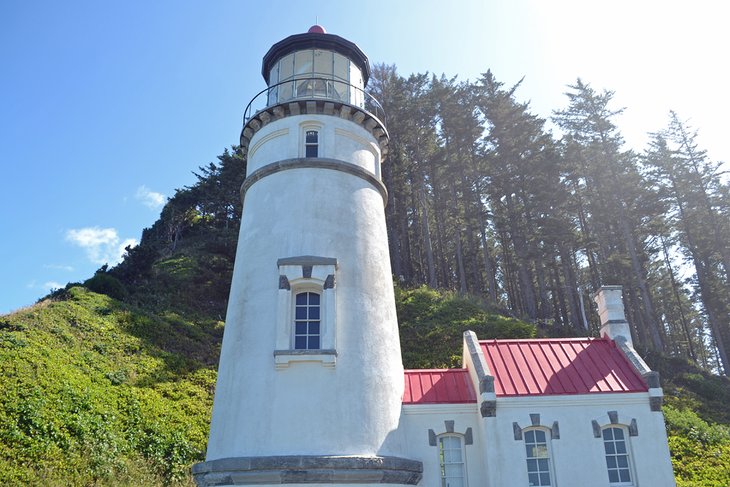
[193,26,423,486]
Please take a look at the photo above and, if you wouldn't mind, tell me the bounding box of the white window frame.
[438,434,467,487]
[275,256,337,369]
[523,428,555,487]
[292,287,322,350]
[300,122,324,159]
[602,426,635,486]
[304,130,319,158]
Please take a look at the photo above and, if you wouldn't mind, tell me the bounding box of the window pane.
[295,322,307,334]
[614,428,624,440]
[603,428,613,440]
[604,442,615,454]
[616,441,626,454]
[270,63,279,84]
[526,459,537,471]
[309,306,320,319]
[279,81,293,102]
[294,50,313,75]
[296,293,307,305]
[297,79,313,97]
[538,459,549,471]
[525,430,535,442]
[309,336,320,349]
[279,54,293,80]
[539,472,551,485]
[295,336,307,349]
[444,464,462,477]
[313,49,331,76]
[334,53,348,81]
[306,131,318,143]
[528,473,539,486]
[606,456,617,469]
[535,430,546,442]
[534,445,548,458]
[309,322,320,334]
[295,307,307,319]
[619,469,631,482]
[617,456,628,468]
[267,85,278,105]
[305,145,318,158]
[608,470,619,483]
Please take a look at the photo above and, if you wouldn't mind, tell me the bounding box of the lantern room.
[260,25,370,108]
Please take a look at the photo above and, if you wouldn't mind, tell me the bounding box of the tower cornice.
[240,99,389,160]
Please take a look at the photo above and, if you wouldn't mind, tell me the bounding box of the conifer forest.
[366,66,729,375]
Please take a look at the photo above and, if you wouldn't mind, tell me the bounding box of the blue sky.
[1,0,727,314]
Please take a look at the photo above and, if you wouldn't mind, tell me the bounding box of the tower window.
[294,291,320,349]
[438,435,466,487]
[305,130,319,157]
[602,427,633,485]
[524,429,553,486]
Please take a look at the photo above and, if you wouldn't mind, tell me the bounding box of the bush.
[84,273,128,301]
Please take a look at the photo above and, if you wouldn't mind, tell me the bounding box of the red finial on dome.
[308,24,326,34]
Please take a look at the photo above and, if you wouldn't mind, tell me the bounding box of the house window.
[524,429,552,486]
[439,435,466,487]
[602,427,632,485]
[294,291,320,349]
[305,130,319,157]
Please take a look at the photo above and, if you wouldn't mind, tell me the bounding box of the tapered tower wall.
[194,28,422,486]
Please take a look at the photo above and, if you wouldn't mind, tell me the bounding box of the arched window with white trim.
[294,291,320,349]
[438,435,466,487]
[602,426,633,485]
[305,130,319,157]
[524,428,553,486]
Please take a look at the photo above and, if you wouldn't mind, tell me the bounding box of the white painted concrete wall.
[397,394,675,487]
[206,113,406,461]
[400,404,488,485]
[246,115,380,177]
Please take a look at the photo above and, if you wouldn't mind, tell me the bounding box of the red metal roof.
[480,338,648,396]
[403,369,477,404]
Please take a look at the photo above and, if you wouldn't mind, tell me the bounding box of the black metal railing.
[242,76,386,126]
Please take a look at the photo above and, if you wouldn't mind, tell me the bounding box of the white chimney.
[593,285,633,347]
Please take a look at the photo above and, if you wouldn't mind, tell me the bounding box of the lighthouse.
[193,26,423,485]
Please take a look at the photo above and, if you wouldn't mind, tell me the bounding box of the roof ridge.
[479,337,604,343]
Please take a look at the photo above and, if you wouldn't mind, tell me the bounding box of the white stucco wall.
[397,394,675,487]
[399,404,487,485]
[206,114,406,461]
[246,115,380,177]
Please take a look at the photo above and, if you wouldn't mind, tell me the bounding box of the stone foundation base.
[192,455,423,486]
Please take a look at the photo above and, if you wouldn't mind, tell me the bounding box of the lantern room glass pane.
[295,50,313,76]
[333,53,349,101]
[279,54,294,81]
[349,63,363,107]
[333,53,349,81]
[268,63,280,104]
[314,49,331,76]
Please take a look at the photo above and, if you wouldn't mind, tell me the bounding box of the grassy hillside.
[0,287,220,485]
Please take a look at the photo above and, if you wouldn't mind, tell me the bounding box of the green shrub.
[84,273,128,301]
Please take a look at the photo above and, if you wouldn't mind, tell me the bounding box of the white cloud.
[43,281,64,291]
[65,227,138,265]
[135,185,166,209]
